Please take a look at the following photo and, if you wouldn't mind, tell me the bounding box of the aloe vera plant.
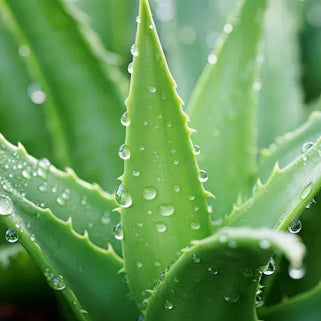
[0,0,321,320]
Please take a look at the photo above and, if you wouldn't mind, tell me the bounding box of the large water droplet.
[143,186,157,200]
[118,144,130,160]
[44,269,66,290]
[158,204,174,217]
[156,222,167,233]
[113,223,124,240]
[199,170,208,182]
[131,44,138,57]
[300,182,313,200]
[289,266,305,279]
[288,219,302,234]
[0,195,13,216]
[302,142,314,153]
[164,300,173,310]
[121,111,130,127]
[263,257,275,276]
[5,229,18,243]
[128,62,134,74]
[116,183,132,208]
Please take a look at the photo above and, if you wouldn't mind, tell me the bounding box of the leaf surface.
[225,136,321,229]
[0,188,139,321]
[121,0,212,304]
[0,134,121,254]
[188,0,267,220]
[258,0,304,148]
[144,228,305,321]
[3,0,126,190]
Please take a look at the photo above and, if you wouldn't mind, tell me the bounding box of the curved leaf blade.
[144,228,305,321]
[121,0,212,304]
[0,189,139,321]
[4,0,125,190]
[188,0,267,220]
[0,134,121,254]
[225,136,321,229]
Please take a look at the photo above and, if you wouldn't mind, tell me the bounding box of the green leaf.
[0,12,53,160]
[75,0,138,58]
[259,111,321,182]
[259,282,321,321]
[0,189,139,321]
[3,0,126,190]
[258,0,304,148]
[121,0,212,304]
[144,227,305,321]
[188,0,267,220]
[225,136,321,229]
[0,134,122,255]
[152,0,236,101]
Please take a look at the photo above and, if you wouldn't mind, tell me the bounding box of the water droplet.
[288,219,302,234]
[259,239,271,249]
[18,44,31,57]
[38,182,48,192]
[38,158,51,169]
[300,182,313,200]
[131,44,138,57]
[306,198,316,209]
[193,145,200,155]
[56,196,66,207]
[5,229,18,243]
[149,24,154,30]
[156,222,167,233]
[132,170,141,177]
[263,258,275,276]
[139,145,146,151]
[118,144,130,160]
[137,314,144,321]
[252,81,262,91]
[173,185,181,192]
[289,266,305,279]
[199,170,208,182]
[30,234,36,241]
[116,183,132,208]
[224,288,239,303]
[189,195,195,201]
[0,195,13,215]
[302,142,314,153]
[223,23,233,34]
[113,223,124,240]
[192,254,200,263]
[158,204,174,217]
[22,169,32,180]
[164,300,173,310]
[191,221,200,230]
[44,269,66,290]
[208,54,217,65]
[143,186,157,200]
[121,111,130,127]
[136,16,141,23]
[136,261,143,268]
[149,86,157,93]
[128,62,134,74]
[29,85,46,104]
[147,209,153,215]
[101,212,111,225]
[208,267,219,276]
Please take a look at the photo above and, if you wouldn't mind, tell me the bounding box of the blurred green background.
[0,0,320,319]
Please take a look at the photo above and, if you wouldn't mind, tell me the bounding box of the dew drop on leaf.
[199,170,208,182]
[158,204,174,217]
[128,62,134,74]
[116,183,132,208]
[224,288,240,303]
[118,144,131,160]
[302,142,314,153]
[263,257,275,276]
[121,111,130,127]
[300,182,313,200]
[113,223,124,240]
[156,222,167,233]
[288,219,302,234]
[192,254,200,263]
[44,268,66,290]
[164,300,173,310]
[193,145,200,155]
[289,266,305,280]
[142,186,157,200]
[149,86,157,93]
[0,195,13,216]
[208,54,217,65]
[5,229,18,243]
[131,44,138,57]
